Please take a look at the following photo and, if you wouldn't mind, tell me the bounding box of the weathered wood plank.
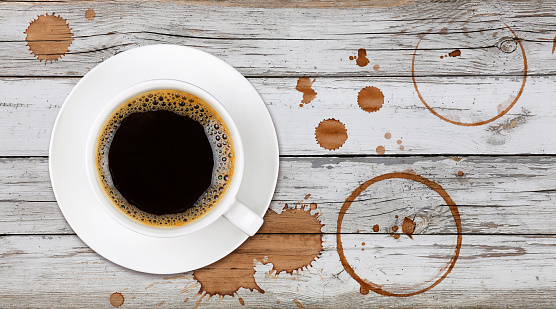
[0,76,554,156]
[0,0,415,9]
[0,1,554,76]
[1,235,555,307]
[2,156,556,235]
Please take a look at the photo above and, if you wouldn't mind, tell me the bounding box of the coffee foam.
[95,89,234,227]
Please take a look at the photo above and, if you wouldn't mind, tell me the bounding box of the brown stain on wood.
[360,286,370,295]
[553,35,556,54]
[384,132,391,139]
[310,203,317,210]
[178,281,200,295]
[193,294,205,309]
[391,225,399,232]
[458,171,464,177]
[315,118,348,150]
[24,13,74,64]
[192,204,323,300]
[109,292,124,307]
[85,9,96,20]
[157,301,164,306]
[373,64,380,71]
[372,224,379,232]
[402,217,416,240]
[145,283,154,290]
[412,23,527,126]
[293,299,305,308]
[336,172,462,297]
[296,78,317,105]
[448,49,461,57]
[304,193,311,200]
[356,48,370,67]
[358,86,384,113]
[238,297,245,305]
[376,145,385,155]
[439,27,448,35]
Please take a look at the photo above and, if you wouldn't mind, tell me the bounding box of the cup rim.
[85,79,245,238]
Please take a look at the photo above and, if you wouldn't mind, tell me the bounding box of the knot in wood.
[497,37,517,53]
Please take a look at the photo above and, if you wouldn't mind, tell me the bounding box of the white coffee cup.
[85,79,263,237]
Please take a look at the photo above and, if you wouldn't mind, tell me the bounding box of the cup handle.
[223,200,264,236]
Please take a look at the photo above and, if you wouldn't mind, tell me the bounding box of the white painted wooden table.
[1,0,556,307]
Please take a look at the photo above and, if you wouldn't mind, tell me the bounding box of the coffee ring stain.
[336,172,462,297]
[315,119,348,150]
[412,23,527,126]
[24,13,74,64]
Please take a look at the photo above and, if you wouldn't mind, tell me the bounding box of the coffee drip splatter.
[24,13,74,64]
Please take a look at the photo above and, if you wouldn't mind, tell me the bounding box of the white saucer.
[49,45,279,274]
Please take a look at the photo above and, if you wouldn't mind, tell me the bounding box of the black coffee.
[95,89,234,227]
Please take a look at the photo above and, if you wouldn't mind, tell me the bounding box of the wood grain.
[2,156,556,235]
[1,235,555,308]
[0,1,554,77]
[0,76,555,156]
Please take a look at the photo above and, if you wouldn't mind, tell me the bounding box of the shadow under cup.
[86,80,246,238]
